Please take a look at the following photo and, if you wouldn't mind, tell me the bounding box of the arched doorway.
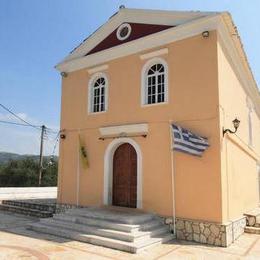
[112,143,137,208]
[104,138,142,209]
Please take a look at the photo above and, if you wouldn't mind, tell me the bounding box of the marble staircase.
[28,206,174,253]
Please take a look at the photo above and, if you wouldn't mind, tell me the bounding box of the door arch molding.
[104,138,142,209]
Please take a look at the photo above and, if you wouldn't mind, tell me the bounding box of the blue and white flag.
[171,124,209,156]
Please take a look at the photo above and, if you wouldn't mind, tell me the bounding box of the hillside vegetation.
[0,152,58,187]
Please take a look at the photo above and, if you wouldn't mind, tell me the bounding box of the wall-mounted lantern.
[202,31,210,38]
[223,118,240,136]
[60,72,68,78]
[60,133,66,139]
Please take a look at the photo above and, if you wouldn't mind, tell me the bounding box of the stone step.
[244,208,260,226]
[2,199,57,213]
[65,207,156,224]
[53,212,162,233]
[28,223,173,253]
[244,226,260,235]
[40,218,169,242]
[256,216,260,224]
[0,204,53,218]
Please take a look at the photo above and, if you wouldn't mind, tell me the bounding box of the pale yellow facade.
[218,40,260,222]
[57,15,260,229]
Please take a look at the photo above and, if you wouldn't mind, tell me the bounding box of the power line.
[0,120,38,128]
[45,127,59,134]
[0,119,60,136]
[0,103,41,130]
[0,103,59,134]
[50,131,60,157]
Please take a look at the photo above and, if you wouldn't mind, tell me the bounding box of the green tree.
[0,158,58,187]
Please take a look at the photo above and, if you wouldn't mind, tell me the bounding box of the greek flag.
[171,124,209,156]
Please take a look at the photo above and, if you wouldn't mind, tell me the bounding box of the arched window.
[142,58,168,105]
[88,73,108,113]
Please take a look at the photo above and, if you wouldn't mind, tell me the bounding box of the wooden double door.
[112,143,137,208]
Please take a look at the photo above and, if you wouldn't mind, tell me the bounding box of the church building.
[55,7,260,247]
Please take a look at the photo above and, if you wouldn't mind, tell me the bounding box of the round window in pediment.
[116,23,131,41]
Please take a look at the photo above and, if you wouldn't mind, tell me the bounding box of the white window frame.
[141,57,168,106]
[88,72,108,114]
[116,23,132,41]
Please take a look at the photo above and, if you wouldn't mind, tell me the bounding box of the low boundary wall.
[0,187,57,200]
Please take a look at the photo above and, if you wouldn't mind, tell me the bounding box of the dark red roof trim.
[86,23,174,56]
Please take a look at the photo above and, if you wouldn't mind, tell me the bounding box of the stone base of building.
[164,216,246,247]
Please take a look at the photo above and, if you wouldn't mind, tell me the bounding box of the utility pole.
[38,125,46,186]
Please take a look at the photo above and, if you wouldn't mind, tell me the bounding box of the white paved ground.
[0,210,260,259]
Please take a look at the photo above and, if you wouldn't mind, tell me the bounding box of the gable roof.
[55,8,260,117]
[58,8,218,64]
[86,23,173,56]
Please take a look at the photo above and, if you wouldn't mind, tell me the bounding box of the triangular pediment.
[86,23,173,56]
[61,8,218,63]
[56,9,260,119]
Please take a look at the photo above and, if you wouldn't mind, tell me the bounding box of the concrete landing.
[28,206,173,253]
[66,206,156,224]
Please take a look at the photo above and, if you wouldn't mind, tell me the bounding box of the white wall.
[0,187,57,200]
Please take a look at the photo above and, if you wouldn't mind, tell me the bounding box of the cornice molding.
[88,64,109,74]
[56,15,220,72]
[99,123,148,137]
[140,48,168,60]
[63,8,216,62]
[56,13,260,118]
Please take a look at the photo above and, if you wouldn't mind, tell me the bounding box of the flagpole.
[169,122,176,236]
[76,129,80,206]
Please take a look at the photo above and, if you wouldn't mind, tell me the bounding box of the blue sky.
[0,0,259,155]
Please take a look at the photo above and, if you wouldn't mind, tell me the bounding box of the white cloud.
[0,112,37,124]
[0,113,16,121]
[16,113,28,120]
